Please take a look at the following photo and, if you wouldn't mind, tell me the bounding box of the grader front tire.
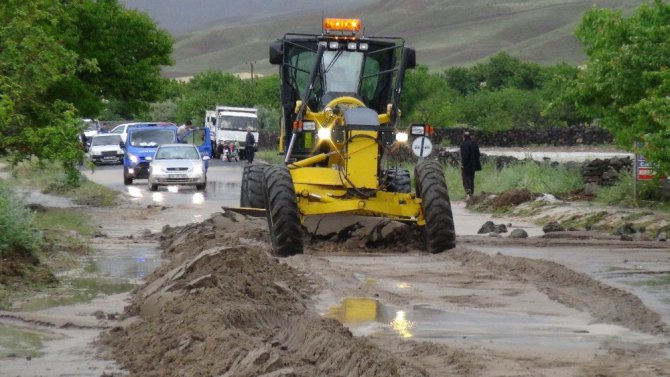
[263,166,303,257]
[415,160,456,253]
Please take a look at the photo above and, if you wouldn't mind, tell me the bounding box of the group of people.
[179,121,256,164]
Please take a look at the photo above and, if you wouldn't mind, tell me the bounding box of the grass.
[596,173,670,212]
[255,149,286,165]
[34,208,95,256]
[444,160,584,200]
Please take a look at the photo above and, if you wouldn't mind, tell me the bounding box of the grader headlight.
[396,132,409,143]
[317,127,331,140]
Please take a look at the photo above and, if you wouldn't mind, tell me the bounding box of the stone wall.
[436,124,613,147]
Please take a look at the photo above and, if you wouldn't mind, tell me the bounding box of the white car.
[88,134,123,165]
[147,144,209,191]
[110,122,176,143]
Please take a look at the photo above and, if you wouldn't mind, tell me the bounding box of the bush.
[0,185,41,259]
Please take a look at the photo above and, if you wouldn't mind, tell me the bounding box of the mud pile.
[101,211,427,377]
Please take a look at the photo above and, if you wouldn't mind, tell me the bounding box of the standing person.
[245,127,256,163]
[177,120,192,141]
[460,130,481,200]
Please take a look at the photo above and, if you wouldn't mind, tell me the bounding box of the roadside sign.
[411,136,432,158]
[636,155,655,181]
[633,141,657,204]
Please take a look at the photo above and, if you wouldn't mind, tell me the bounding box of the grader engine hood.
[341,107,380,189]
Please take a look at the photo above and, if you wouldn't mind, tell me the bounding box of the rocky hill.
[123,0,644,78]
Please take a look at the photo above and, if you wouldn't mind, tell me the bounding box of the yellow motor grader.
[241,18,455,256]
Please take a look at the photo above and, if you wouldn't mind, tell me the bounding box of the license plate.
[103,156,116,160]
[168,174,187,178]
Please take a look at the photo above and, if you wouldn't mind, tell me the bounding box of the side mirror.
[404,47,416,69]
[119,141,125,149]
[269,40,283,65]
[145,156,153,161]
[202,156,210,161]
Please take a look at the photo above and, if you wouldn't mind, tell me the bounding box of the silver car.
[147,144,209,191]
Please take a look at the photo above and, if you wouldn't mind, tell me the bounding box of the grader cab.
[241,18,455,256]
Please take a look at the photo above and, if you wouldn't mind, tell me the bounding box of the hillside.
[159,0,645,78]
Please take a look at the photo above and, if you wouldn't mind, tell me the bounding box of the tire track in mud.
[440,249,668,336]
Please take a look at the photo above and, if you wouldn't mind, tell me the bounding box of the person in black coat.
[460,131,481,199]
[245,127,256,163]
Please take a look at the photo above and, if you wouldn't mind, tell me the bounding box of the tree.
[0,0,173,184]
[572,0,670,174]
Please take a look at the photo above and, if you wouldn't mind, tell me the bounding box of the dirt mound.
[100,212,427,377]
[470,189,535,210]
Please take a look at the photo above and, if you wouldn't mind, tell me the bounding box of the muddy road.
[2,160,670,376]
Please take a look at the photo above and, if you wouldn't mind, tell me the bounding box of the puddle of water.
[88,244,162,281]
[324,297,654,351]
[0,324,58,359]
[15,244,161,312]
[15,277,135,312]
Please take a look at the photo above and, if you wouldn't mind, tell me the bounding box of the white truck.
[205,106,259,159]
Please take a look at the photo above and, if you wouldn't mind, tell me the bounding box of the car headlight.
[395,132,409,142]
[128,154,139,163]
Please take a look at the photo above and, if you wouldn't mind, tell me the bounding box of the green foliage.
[0,0,173,186]
[164,71,281,129]
[453,88,546,131]
[572,0,670,174]
[0,184,41,259]
[596,172,669,208]
[402,53,583,131]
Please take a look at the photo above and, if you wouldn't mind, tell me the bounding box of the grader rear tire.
[382,168,411,193]
[415,160,456,253]
[263,166,303,257]
[240,164,268,208]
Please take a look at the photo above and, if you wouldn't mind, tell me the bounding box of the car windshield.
[218,116,257,131]
[91,135,121,146]
[81,119,99,131]
[129,129,174,147]
[155,146,200,160]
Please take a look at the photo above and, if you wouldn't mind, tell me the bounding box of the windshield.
[284,40,396,112]
[155,146,200,160]
[91,135,121,146]
[129,129,175,147]
[323,50,363,93]
[218,116,257,131]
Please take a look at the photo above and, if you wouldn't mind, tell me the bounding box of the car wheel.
[123,167,133,185]
[148,181,158,191]
[415,160,456,253]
